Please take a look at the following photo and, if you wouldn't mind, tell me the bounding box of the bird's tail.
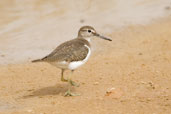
[32,59,42,63]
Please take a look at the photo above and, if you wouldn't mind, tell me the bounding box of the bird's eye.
[88,30,91,33]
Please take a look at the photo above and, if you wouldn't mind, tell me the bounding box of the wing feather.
[41,39,89,62]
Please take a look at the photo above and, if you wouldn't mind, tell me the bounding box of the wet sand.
[0,0,171,65]
[0,16,171,114]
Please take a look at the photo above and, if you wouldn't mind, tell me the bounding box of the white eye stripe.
[81,29,95,34]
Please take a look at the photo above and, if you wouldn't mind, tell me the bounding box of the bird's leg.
[61,69,80,96]
[61,69,79,87]
[69,70,79,87]
[64,78,80,97]
[61,69,67,82]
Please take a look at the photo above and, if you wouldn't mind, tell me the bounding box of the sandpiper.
[32,26,112,96]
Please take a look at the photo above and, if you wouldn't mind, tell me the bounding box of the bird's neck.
[77,37,91,47]
[84,37,91,42]
[78,35,91,42]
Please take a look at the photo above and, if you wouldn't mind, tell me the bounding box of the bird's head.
[78,26,112,42]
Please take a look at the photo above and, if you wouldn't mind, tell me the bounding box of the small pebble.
[105,87,116,96]
[138,53,143,55]
[165,6,171,10]
[1,54,5,57]
[80,19,85,23]
[94,82,99,85]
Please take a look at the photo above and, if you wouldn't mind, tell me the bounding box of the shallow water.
[0,0,170,64]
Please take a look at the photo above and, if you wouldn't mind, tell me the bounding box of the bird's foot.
[64,90,80,97]
[61,77,68,82]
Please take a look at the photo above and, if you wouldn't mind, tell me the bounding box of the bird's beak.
[93,32,112,41]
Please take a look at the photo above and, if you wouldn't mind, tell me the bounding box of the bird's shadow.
[21,83,75,99]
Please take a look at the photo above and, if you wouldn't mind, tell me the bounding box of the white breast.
[68,45,91,70]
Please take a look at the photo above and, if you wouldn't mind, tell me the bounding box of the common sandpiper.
[32,26,112,96]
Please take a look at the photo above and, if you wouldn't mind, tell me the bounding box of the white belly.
[68,45,91,70]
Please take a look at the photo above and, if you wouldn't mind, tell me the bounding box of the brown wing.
[41,38,90,62]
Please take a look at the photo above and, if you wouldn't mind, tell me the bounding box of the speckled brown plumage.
[32,38,90,63]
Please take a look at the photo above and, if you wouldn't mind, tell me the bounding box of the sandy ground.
[0,16,171,114]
